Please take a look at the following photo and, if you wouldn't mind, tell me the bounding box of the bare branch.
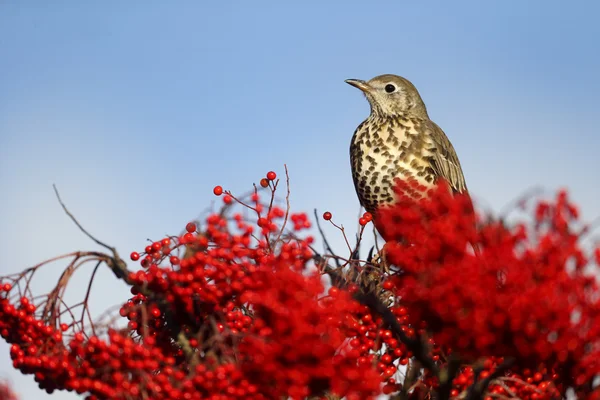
[437,353,462,400]
[54,184,114,251]
[53,184,131,282]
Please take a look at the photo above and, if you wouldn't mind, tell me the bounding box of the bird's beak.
[345,79,371,93]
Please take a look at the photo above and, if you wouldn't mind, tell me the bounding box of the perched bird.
[346,74,468,216]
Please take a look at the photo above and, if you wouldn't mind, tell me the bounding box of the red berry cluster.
[377,180,600,396]
[433,359,561,399]
[0,175,384,399]
[239,261,380,399]
[290,212,311,231]
[344,302,411,394]
[3,170,600,400]
[359,212,373,226]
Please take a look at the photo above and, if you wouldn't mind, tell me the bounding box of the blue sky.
[1,2,599,398]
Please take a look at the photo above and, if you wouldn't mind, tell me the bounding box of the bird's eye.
[384,84,396,93]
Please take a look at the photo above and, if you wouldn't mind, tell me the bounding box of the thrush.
[346,74,468,218]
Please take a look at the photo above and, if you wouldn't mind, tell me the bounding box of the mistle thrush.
[346,74,468,216]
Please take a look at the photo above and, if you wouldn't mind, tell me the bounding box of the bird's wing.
[426,121,468,193]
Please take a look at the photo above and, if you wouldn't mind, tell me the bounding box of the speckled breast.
[349,115,436,213]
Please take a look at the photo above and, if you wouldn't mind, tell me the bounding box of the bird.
[346,74,468,218]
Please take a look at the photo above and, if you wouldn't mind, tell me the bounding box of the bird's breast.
[350,117,436,212]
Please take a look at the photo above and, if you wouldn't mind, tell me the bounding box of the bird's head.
[345,74,429,119]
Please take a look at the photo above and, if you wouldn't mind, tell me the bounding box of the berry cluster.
[378,180,600,396]
[0,170,382,399]
[239,261,380,399]
[2,170,600,400]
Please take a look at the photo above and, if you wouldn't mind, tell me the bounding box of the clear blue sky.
[1,2,599,398]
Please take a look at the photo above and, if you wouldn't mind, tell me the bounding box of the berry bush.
[1,169,599,400]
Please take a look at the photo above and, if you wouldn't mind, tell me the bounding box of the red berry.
[223,195,232,204]
[130,252,140,261]
[213,186,223,196]
[169,256,180,265]
[260,178,269,188]
[161,238,171,246]
[257,218,268,228]
[323,211,332,221]
[359,217,368,226]
[185,222,197,233]
[266,171,276,180]
[363,212,373,222]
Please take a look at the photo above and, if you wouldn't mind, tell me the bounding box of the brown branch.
[397,360,422,400]
[437,353,462,400]
[353,288,439,376]
[53,184,131,282]
[80,260,102,336]
[54,185,113,251]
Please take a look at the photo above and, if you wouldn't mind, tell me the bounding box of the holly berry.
[266,171,277,180]
[213,186,223,196]
[130,252,140,261]
[260,178,269,188]
[323,211,332,221]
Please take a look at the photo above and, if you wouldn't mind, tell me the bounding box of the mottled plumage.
[346,74,467,214]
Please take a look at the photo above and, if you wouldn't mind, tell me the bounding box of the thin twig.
[53,185,131,282]
[54,185,113,251]
[80,260,102,336]
[275,164,291,244]
[314,209,342,269]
